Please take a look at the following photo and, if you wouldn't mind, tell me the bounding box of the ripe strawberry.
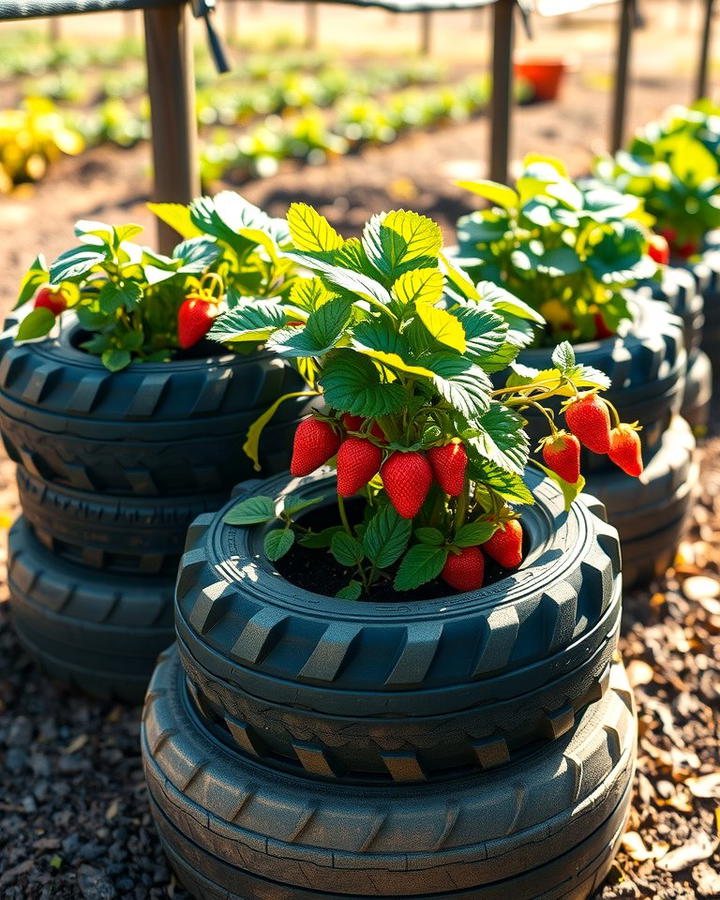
[290,418,341,477]
[564,394,611,455]
[660,228,697,260]
[381,451,433,519]
[178,297,215,349]
[341,413,385,442]
[593,312,614,340]
[648,233,669,266]
[482,520,523,569]
[442,546,485,592]
[608,423,643,477]
[34,287,66,316]
[336,437,382,497]
[542,430,581,484]
[427,441,467,496]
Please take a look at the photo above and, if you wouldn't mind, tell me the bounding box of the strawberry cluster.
[290,414,525,592]
[541,393,643,480]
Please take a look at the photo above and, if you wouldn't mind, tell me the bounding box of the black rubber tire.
[0,311,313,495]
[681,349,712,436]
[635,266,704,355]
[585,416,698,590]
[16,467,225,575]
[512,295,685,474]
[175,467,621,781]
[142,646,636,899]
[680,248,720,364]
[7,516,174,703]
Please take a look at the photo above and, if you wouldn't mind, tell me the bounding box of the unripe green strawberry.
[178,297,215,349]
[380,451,433,519]
[564,393,611,455]
[427,441,467,496]
[608,423,643,477]
[541,430,581,484]
[290,418,341,477]
[483,520,523,569]
[336,437,382,497]
[34,286,66,316]
[442,546,485,592]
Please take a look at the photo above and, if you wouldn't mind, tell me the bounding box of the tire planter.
[1,308,313,700]
[174,467,621,781]
[0,313,312,495]
[8,517,174,703]
[634,268,710,432]
[585,416,697,591]
[142,645,637,899]
[668,245,720,373]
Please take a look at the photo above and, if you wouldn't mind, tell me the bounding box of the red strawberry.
[427,441,467,496]
[608,423,643,477]
[482,520,523,569]
[341,413,385,442]
[593,312,614,340]
[442,546,485,592]
[564,394,612,455]
[336,437,382,497]
[381,451,433,519]
[290,418,341,477]
[542,430,581,484]
[34,287,66,316]
[660,228,697,260]
[648,233,669,266]
[178,297,215,349]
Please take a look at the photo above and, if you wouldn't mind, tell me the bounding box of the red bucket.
[513,57,568,102]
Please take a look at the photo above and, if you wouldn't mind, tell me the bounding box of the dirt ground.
[1,0,719,897]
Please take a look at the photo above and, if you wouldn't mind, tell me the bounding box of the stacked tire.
[517,294,697,589]
[635,267,712,433]
[1,312,311,702]
[142,468,637,899]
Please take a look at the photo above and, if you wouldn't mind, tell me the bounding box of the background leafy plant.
[455,154,655,346]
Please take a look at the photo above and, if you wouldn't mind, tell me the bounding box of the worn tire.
[142,646,636,899]
[680,248,720,364]
[0,312,312,495]
[7,516,174,703]
[512,295,685,473]
[635,266,704,354]
[681,349,712,436]
[176,467,621,780]
[585,416,697,590]
[17,467,225,575]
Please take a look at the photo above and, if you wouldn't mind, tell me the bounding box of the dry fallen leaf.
[621,831,669,861]
[656,831,719,872]
[686,773,720,799]
[627,659,655,688]
[62,734,88,755]
[682,575,720,602]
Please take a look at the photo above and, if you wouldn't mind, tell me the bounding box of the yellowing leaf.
[382,209,442,263]
[392,269,444,308]
[147,203,203,239]
[522,153,568,177]
[287,203,344,252]
[243,390,319,471]
[358,348,434,378]
[456,179,519,210]
[416,304,466,352]
[290,277,336,312]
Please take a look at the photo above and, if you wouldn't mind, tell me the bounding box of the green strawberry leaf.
[330,532,365,567]
[298,526,344,549]
[223,495,277,525]
[282,495,326,516]
[393,544,448,591]
[414,527,445,545]
[100,349,132,372]
[362,506,412,567]
[264,528,295,561]
[16,306,56,342]
[272,297,352,358]
[454,521,495,547]
[425,353,492,421]
[210,298,287,343]
[287,202,344,252]
[336,580,363,600]
[320,351,406,418]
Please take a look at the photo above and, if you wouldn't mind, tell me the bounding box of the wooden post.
[696,0,715,99]
[305,2,318,50]
[489,0,514,183]
[420,11,432,56]
[225,0,240,42]
[144,2,199,254]
[124,10,139,40]
[48,16,61,41]
[611,0,634,153]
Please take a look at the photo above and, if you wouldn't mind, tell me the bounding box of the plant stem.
[337,493,352,536]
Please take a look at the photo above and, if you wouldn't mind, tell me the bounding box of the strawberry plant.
[594,106,720,257]
[12,193,297,371]
[212,201,641,599]
[456,154,656,344]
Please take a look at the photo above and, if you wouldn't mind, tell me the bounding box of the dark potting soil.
[273,498,523,602]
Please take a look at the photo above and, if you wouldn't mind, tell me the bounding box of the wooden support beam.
[611,0,634,153]
[489,0,514,184]
[420,11,432,56]
[144,2,199,254]
[696,0,715,99]
[305,2,318,49]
